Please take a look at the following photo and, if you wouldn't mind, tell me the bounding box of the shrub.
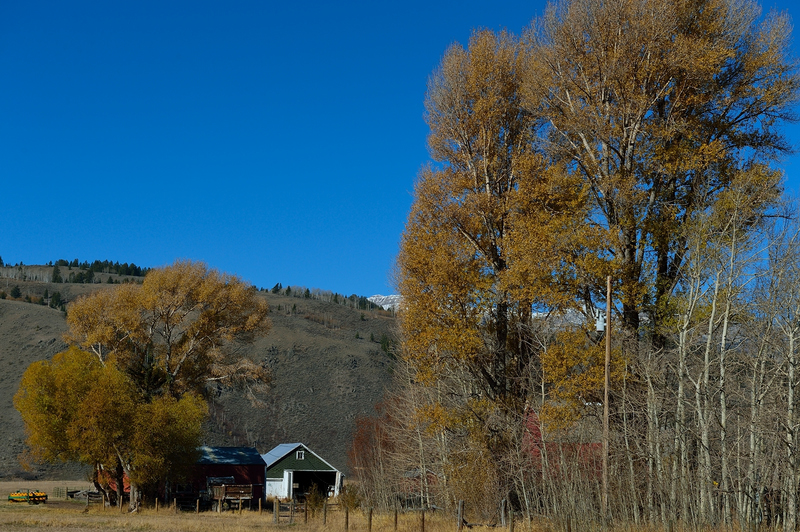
[306,483,325,516]
[337,484,360,511]
[50,292,62,308]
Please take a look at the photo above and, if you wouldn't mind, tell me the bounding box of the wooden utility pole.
[602,275,611,521]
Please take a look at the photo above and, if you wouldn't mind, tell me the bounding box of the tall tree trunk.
[646,365,657,524]
[695,271,720,524]
[622,363,640,524]
[718,282,733,525]
[674,268,702,525]
[786,333,796,532]
[115,459,125,509]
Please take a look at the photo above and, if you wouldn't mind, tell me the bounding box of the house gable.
[264,443,336,479]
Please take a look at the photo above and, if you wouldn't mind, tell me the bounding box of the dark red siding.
[189,464,265,500]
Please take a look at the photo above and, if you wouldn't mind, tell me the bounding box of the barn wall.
[265,472,290,499]
[190,463,265,500]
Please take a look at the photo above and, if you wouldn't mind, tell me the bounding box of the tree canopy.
[15,261,271,508]
[66,260,271,398]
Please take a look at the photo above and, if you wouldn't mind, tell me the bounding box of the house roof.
[197,446,266,466]
[262,443,304,468]
[261,443,340,473]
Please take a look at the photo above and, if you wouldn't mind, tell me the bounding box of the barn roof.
[197,446,266,466]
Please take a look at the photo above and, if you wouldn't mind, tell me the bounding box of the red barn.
[188,446,266,503]
[523,411,602,479]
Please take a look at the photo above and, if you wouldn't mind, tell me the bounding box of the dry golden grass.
[0,484,727,532]
[0,496,544,532]
[0,501,725,532]
[0,501,742,532]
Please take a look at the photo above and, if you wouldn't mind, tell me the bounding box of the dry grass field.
[0,481,574,532]
[0,482,706,532]
[0,500,722,532]
[0,491,497,532]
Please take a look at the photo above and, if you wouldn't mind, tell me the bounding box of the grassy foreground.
[0,482,480,532]
[0,483,730,532]
[0,501,736,532]
[0,501,493,532]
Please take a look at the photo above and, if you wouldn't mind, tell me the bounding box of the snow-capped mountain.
[368,294,402,310]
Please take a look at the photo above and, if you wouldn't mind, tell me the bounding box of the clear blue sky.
[2,1,799,297]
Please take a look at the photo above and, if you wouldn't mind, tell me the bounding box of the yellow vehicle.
[8,489,47,504]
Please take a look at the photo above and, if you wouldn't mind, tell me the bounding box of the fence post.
[239,496,242,515]
[457,500,464,532]
[156,498,159,513]
[290,499,295,523]
[500,499,507,528]
[324,500,328,525]
[305,501,309,524]
[394,507,398,532]
[274,499,279,523]
[509,507,514,532]
[421,509,426,532]
[196,499,200,514]
[259,497,262,515]
[345,506,350,532]
[369,507,373,532]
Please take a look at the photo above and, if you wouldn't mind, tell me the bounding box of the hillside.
[0,276,397,480]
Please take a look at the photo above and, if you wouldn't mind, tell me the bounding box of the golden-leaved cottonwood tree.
[15,261,270,509]
[525,0,793,345]
[399,29,589,505]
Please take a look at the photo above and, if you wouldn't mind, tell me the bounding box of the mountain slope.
[0,279,396,479]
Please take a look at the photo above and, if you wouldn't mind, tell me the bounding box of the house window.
[296,450,305,460]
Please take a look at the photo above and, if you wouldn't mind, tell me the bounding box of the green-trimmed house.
[262,443,343,499]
